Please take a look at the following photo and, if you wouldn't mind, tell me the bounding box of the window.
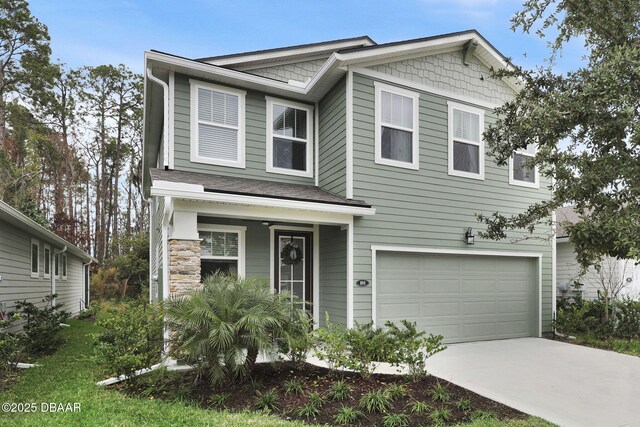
[43,244,51,279]
[509,144,539,188]
[266,97,313,177]
[198,225,246,281]
[54,253,60,278]
[190,80,246,168]
[374,82,420,170]
[448,101,485,180]
[62,254,68,280]
[30,238,39,278]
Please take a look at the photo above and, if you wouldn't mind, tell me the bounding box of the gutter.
[146,66,170,169]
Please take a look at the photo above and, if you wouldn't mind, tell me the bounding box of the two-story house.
[143,30,553,344]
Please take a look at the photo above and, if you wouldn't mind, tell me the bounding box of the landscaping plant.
[386,384,409,400]
[333,406,363,425]
[15,294,70,355]
[358,389,392,414]
[312,313,350,372]
[430,382,451,402]
[384,319,447,378]
[93,300,163,378]
[283,378,303,395]
[429,407,452,425]
[0,312,23,377]
[297,402,320,420]
[254,388,279,412]
[327,379,352,401]
[165,273,308,386]
[409,400,429,414]
[382,412,410,427]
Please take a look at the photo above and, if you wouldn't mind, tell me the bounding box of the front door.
[274,230,313,313]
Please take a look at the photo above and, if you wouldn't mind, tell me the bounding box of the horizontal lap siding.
[54,254,84,316]
[318,78,346,196]
[150,196,164,301]
[319,225,347,326]
[173,74,314,185]
[351,72,553,332]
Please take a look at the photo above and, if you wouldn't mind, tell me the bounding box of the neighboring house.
[143,30,553,344]
[0,201,94,326]
[555,206,640,300]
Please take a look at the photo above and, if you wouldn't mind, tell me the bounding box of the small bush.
[455,398,472,411]
[328,379,351,401]
[430,382,451,402]
[15,294,70,356]
[343,321,394,377]
[254,388,279,412]
[0,313,23,375]
[383,413,410,427]
[283,378,303,395]
[297,402,320,420]
[307,391,325,408]
[334,406,363,425]
[429,407,452,425]
[277,313,314,368]
[409,400,429,414]
[312,314,350,372]
[358,389,392,414]
[209,392,230,408]
[93,300,163,378]
[386,384,409,400]
[247,377,264,391]
[385,320,447,378]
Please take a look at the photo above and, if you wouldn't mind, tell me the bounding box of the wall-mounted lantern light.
[465,227,475,245]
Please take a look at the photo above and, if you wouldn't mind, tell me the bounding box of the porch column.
[168,210,200,297]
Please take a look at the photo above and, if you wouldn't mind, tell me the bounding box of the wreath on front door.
[281,239,303,265]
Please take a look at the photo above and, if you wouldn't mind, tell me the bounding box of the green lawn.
[560,334,640,357]
[0,320,554,426]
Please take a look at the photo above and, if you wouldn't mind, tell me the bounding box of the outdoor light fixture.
[261,221,271,226]
[465,227,475,245]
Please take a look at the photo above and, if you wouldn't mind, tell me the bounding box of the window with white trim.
[375,82,420,170]
[62,254,68,280]
[198,225,246,280]
[266,97,313,177]
[190,80,246,168]
[509,144,539,188]
[54,253,60,278]
[30,238,39,278]
[43,244,51,279]
[448,101,485,180]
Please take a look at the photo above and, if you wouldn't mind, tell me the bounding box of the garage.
[375,251,539,343]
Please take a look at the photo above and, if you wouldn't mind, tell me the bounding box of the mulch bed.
[116,361,527,426]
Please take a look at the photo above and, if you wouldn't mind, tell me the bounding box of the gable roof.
[0,201,94,262]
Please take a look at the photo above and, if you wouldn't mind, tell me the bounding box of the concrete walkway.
[426,338,640,427]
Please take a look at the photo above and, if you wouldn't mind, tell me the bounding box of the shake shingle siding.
[350,71,553,332]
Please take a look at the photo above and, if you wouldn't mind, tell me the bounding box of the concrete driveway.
[426,338,640,427]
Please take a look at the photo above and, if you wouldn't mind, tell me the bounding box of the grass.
[0,320,314,427]
[561,334,640,357]
[455,417,556,427]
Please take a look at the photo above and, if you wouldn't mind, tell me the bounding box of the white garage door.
[376,252,538,343]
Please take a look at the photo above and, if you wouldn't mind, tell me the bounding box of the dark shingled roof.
[150,169,371,208]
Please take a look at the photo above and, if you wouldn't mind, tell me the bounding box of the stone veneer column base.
[168,239,201,297]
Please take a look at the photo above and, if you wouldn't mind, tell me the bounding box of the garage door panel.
[377,252,538,343]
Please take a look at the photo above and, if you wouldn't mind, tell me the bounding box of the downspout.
[82,261,92,310]
[146,66,169,170]
[51,246,67,304]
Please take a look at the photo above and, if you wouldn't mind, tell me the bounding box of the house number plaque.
[355,280,369,287]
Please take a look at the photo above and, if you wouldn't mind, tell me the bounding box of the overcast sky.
[29,0,585,74]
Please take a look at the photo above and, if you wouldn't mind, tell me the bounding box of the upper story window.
[509,144,539,188]
[266,97,313,177]
[448,101,485,180]
[44,244,51,279]
[54,253,60,278]
[374,82,420,170]
[30,238,39,278]
[62,254,68,280]
[190,80,246,168]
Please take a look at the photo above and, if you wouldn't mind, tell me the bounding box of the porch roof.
[150,169,371,208]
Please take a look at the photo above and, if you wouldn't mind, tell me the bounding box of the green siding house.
[143,30,554,343]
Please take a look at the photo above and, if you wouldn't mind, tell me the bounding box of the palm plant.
[165,273,308,386]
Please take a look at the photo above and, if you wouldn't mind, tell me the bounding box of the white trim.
[314,101,319,186]
[30,238,39,278]
[509,147,540,189]
[168,71,175,169]
[269,225,314,232]
[313,223,320,328]
[189,79,246,168]
[354,67,501,110]
[447,101,485,180]
[347,218,354,328]
[346,68,354,199]
[149,198,154,304]
[150,184,376,217]
[43,244,51,279]
[146,67,169,169]
[370,245,543,337]
[265,96,314,178]
[197,224,246,277]
[552,210,557,321]
[374,81,420,170]
[61,253,68,280]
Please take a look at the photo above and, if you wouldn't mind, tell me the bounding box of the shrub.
[455,398,472,411]
[166,273,308,386]
[93,300,163,378]
[312,314,350,372]
[297,402,320,420]
[283,379,303,395]
[307,391,325,407]
[254,388,279,412]
[430,382,451,402]
[343,321,394,377]
[429,407,452,425]
[386,384,409,400]
[0,313,23,375]
[358,389,392,414]
[409,400,429,414]
[277,312,313,368]
[385,319,447,378]
[614,299,640,339]
[334,406,363,425]
[16,294,70,355]
[383,413,410,427]
[555,296,640,339]
[208,392,230,408]
[327,379,352,401]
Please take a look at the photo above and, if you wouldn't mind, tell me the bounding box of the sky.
[28,0,585,75]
